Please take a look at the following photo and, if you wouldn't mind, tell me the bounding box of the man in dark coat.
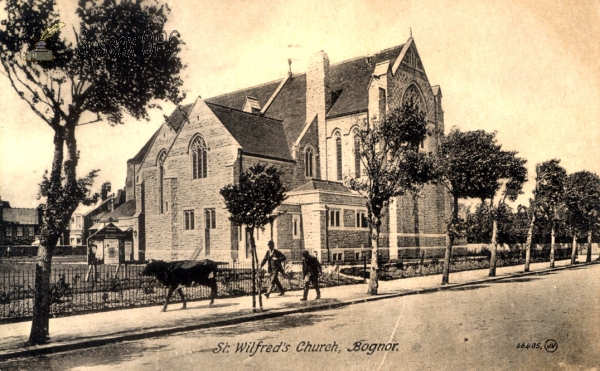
[301,250,322,301]
[260,240,286,298]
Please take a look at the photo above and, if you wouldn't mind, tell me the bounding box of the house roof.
[206,44,405,147]
[83,197,115,218]
[205,102,293,162]
[292,179,352,193]
[2,208,38,224]
[99,199,136,222]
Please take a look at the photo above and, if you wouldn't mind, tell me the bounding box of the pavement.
[1,256,598,361]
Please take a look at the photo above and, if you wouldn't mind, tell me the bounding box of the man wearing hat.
[260,240,287,298]
[301,250,322,301]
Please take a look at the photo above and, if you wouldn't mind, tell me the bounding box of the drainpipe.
[324,205,330,263]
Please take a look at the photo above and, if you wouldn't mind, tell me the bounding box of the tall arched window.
[157,150,167,214]
[335,131,342,181]
[305,146,314,177]
[190,136,207,179]
[353,130,361,178]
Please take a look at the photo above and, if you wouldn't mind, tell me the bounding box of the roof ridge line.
[206,102,283,122]
[206,77,285,101]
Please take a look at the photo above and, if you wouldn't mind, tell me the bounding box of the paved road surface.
[2,264,599,371]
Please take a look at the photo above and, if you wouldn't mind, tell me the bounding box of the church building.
[121,36,451,263]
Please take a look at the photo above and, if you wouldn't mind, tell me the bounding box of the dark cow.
[141,259,219,312]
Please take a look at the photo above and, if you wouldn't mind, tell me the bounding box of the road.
[2,264,599,371]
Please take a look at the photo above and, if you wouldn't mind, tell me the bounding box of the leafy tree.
[435,129,515,284]
[0,0,184,345]
[564,171,600,264]
[476,144,527,277]
[528,160,566,269]
[348,102,434,295]
[220,164,288,311]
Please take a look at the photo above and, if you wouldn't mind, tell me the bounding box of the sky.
[1,0,599,209]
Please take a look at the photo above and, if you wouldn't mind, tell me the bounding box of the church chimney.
[306,50,331,179]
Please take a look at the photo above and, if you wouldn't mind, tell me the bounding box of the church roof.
[206,102,293,162]
[132,44,408,165]
[292,179,352,193]
[206,44,405,147]
[129,129,159,163]
[129,104,194,164]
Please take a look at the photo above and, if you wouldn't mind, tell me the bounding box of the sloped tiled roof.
[166,104,194,132]
[99,199,136,222]
[129,104,194,164]
[2,208,38,224]
[292,179,352,193]
[129,129,159,163]
[327,44,404,118]
[206,103,293,162]
[206,44,405,147]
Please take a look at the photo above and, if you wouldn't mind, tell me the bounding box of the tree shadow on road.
[446,284,490,291]
[490,277,542,284]
[1,342,169,370]
[190,311,337,337]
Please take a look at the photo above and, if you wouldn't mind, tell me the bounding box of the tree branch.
[77,113,102,126]
[1,61,53,125]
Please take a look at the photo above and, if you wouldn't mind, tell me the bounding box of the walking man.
[260,241,286,298]
[301,250,322,301]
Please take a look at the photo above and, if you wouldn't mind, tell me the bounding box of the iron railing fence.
[0,248,576,322]
[0,260,359,322]
[341,247,575,279]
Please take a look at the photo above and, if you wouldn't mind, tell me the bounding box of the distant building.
[0,201,42,245]
[68,191,126,246]
[125,36,454,263]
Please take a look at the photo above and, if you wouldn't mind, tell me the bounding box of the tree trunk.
[549,222,556,268]
[248,228,257,312]
[570,232,577,265]
[27,128,65,345]
[367,220,381,295]
[489,218,498,277]
[27,246,53,345]
[442,195,459,285]
[586,230,592,263]
[524,211,535,272]
[251,236,263,311]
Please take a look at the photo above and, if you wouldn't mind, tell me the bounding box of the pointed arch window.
[191,136,208,179]
[305,145,314,178]
[157,150,167,214]
[335,131,342,181]
[353,130,361,178]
